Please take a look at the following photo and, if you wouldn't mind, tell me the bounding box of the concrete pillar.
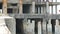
[43,7,46,14]
[31,1,35,14]
[46,1,49,14]
[38,21,41,34]
[2,0,7,15]
[23,18,28,34]
[55,19,60,34]
[31,20,35,34]
[55,0,57,14]
[41,7,44,14]
[47,19,52,34]
[19,0,23,14]
[51,0,53,14]
[42,19,47,34]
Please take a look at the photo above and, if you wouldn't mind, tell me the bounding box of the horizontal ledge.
[8,14,60,19]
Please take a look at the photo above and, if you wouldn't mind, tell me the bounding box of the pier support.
[2,0,7,15]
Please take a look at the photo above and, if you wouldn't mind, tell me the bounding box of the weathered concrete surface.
[23,19,35,34]
[0,18,11,34]
[5,18,16,34]
[0,16,16,34]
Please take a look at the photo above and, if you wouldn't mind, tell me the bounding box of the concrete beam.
[8,14,60,19]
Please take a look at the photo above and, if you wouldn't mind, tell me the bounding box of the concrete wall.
[5,18,16,34]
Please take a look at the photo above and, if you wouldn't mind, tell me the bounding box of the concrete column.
[19,0,23,14]
[55,19,60,34]
[47,19,52,34]
[51,0,53,14]
[41,7,44,14]
[31,20,35,34]
[23,18,28,34]
[55,0,57,14]
[31,1,35,14]
[44,7,46,14]
[38,21,41,34]
[2,0,7,15]
[42,19,47,34]
[46,1,49,14]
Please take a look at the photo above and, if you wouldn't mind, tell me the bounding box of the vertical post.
[31,20,35,34]
[32,1,35,14]
[41,7,44,14]
[42,19,47,34]
[55,0,57,14]
[2,0,7,15]
[55,19,60,34]
[19,0,23,14]
[38,7,40,14]
[38,21,41,34]
[47,19,52,34]
[46,1,49,14]
[23,18,28,34]
[51,0,53,14]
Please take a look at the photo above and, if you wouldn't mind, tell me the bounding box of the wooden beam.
[2,0,7,15]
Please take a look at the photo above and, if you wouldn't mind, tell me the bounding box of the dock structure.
[0,0,60,34]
